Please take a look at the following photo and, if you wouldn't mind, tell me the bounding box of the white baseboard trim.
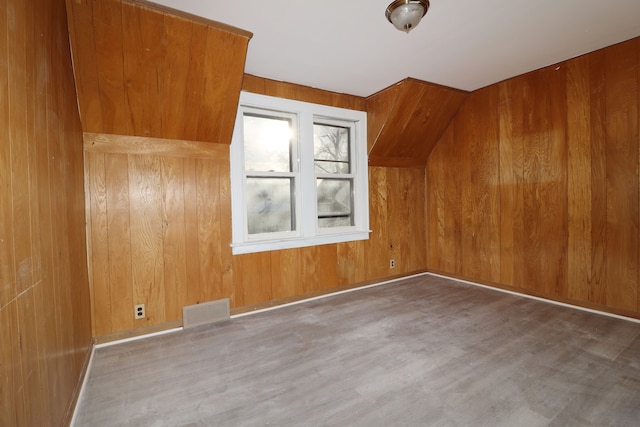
[69,344,95,427]
[94,327,184,349]
[428,272,640,324]
[231,272,429,319]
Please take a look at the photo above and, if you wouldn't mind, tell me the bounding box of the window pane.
[244,114,292,172]
[317,178,353,228]
[313,124,350,174]
[246,178,295,234]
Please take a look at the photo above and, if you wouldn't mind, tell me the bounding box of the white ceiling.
[153,0,640,97]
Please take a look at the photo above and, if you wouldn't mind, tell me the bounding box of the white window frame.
[230,91,369,255]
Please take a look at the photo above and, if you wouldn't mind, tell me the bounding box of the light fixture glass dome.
[386,0,430,33]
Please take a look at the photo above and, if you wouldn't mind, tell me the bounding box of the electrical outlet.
[134,304,145,320]
[390,259,395,269]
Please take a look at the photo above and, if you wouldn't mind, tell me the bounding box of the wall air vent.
[182,299,230,329]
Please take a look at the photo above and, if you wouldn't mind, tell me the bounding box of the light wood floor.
[73,274,640,426]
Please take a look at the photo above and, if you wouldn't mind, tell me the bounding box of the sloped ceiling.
[151,0,640,97]
[66,0,251,143]
[367,79,468,167]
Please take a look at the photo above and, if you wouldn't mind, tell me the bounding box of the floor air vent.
[183,299,230,329]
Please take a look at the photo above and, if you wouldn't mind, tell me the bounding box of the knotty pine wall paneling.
[84,134,233,338]
[1,0,92,425]
[366,78,468,168]
[603,40,639,311]
[457,86,501,284]
[427,37,640,318]
[84,76,429,339]
[66,0,251,144]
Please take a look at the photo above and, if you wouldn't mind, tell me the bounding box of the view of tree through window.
[314,123,353,228]
[313,124,350,174]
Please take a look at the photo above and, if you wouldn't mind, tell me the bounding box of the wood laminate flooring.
[73,274,640,426]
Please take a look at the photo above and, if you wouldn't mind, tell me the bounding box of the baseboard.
[427,270,640,324]
[231,270,429,318]
[93,320,183,345]
[67,340,95,426]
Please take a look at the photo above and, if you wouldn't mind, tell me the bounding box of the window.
[230,91,369,254]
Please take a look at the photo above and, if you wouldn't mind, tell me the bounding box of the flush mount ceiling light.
[386,0,430,33]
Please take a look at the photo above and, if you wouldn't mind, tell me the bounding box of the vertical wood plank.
[366,167,389,279]
[407,168,427,271]
[540,66,568,297]
[567,55,593,302]
[270,249,302,300]
[0,0,14,306]
[129,155,166,326]
[16,288,44,426]
[588,50,608,306]
[301,245,339,294]
[86,152,111,336]
[386,167,427,273]
[605,40,639,311]
[0,301,20,427]
[33,5,59,415]
[386,168,403,268]
[509,80,527,290]
[444,125,464,276]
[196,158,221,303]
[426,135,441,270]
[92,0,128,134]
[25,0,41,287]
[337,240,366,285]
[233,252,271,307]
[482,87,502,283]
[122,2,164,137]
[459,87,501,283]
[35,251,60,421]
[218,155,234,302]
[183,157,202,305]
[366,83,401,153]
[521,72,545,292]
[161,157,187,321]
[160,14,192,140]
[180,22,207,142]
[8,0,32,294]
[66,0,103,132]
[498,82,515,285]
[105,154,133,332]
[196,26,247,143]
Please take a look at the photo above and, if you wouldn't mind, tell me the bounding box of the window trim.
[230,91,369,255]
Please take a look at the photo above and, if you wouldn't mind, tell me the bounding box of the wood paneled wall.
[0,0,92,425]
[427,37,640,318]
[66,0,251,144]
[84,76,428,339]
[84,133,233,337]
[242,74,366,111]
[366,78,468,168]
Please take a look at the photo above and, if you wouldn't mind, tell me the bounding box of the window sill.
[230,230,371,255]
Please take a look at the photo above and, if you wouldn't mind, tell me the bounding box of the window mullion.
[298,110,317,237]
